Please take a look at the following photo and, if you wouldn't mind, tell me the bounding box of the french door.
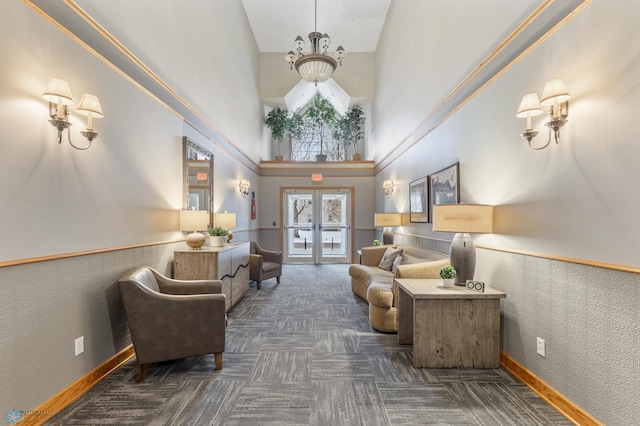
[283,188,352,264]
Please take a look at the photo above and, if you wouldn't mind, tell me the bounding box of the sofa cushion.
[367,282,394,308]
[349,264,393,285]
[378,247,403,271]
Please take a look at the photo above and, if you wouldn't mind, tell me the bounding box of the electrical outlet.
[75,336,84,356]
[536,337,546,357]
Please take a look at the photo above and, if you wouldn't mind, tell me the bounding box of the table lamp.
[374,213,402,245]
[215,211,236,242]
[432,204,493,285]
[180,209,209,249]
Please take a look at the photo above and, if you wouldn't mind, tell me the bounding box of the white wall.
[374,0,640,424]
[75,0,265,163]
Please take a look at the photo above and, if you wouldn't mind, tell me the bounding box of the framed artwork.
[409,176,429,223]
[429,162,460,221]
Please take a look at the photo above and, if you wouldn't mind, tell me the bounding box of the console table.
[174,241,250,312]
[395,278,506,368]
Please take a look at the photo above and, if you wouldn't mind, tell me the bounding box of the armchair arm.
[361,245,390,266]
[249,253,263,279]
[150,268,222,295]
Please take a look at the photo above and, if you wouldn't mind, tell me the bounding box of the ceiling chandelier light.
[285,0,346,86]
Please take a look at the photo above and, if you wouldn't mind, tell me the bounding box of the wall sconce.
[517,78,570,150]
[311,173,323,184]
[43,78,104,150]
[239,179,251,198]
[382,180,394,198]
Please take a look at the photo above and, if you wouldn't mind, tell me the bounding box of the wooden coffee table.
[395,278,506,368]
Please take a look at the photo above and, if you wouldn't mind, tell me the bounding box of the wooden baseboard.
[500,351,603,426]
[22,345,135,424]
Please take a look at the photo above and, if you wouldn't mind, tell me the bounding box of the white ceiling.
[240,0,392,53]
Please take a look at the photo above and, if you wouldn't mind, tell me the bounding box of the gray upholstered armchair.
[249,241,282,290]
[118,266,226,382]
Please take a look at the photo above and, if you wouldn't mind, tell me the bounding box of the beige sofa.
[349,245,449,332]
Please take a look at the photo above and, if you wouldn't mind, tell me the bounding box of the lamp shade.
[540,78,571,106]
[180,209,209,232]
[77,94,104,117]
[42,78,74,105]
[374,213,402,227]
[516,93,543,118]
[215,212,236,229]
[432,204,493,234]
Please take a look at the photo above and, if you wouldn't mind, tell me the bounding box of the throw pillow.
[378,247,403,271]
[391,255,403,273]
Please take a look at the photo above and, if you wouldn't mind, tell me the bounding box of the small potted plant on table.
[439,265,457,288]
[208,226,229,247]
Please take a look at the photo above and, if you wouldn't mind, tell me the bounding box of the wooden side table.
[396,278,506,368]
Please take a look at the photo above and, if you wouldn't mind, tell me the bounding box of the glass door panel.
[283,189,351,264]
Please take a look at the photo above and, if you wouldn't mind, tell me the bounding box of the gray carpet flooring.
[47,264,570,425]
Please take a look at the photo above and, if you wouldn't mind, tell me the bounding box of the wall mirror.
[183,136,214,226]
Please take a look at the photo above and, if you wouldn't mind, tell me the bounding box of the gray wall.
[0,0,261,414]
[373,1,640,424]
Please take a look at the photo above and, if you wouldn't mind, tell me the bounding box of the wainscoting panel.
[0,241,184,418]
[476,248,639,426]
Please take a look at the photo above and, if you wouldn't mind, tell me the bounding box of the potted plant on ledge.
[439,265,457,288]
[208,226,229,247]
[335,104,365,161]
[265,107,288,161]
[306,95,337,161]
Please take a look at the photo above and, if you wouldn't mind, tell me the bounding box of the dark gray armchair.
[249,241,283,290]
[118,266,226,382]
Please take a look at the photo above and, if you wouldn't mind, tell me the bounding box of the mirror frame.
[182,136,214,226]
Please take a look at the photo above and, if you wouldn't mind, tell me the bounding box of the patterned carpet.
[47,264,570,425]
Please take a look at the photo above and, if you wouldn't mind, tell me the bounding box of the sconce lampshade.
[433,204,494,286]
[180,209,209,249]
[77,94,104,118]
[540,78,571,106]
[516,93,543,118]
[42,78,74,105]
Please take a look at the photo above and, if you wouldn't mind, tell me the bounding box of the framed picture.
[409,176,429,223]
[429,162,460,221]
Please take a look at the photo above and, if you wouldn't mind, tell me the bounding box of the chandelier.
[285,0,346,86]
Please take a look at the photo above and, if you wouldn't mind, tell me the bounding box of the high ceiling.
[240,0,392,53]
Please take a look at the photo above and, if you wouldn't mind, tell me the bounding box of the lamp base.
[450,233,476,285]
[185,232,206,249]
[382,227,394,245]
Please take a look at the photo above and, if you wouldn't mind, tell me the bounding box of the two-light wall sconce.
[383,180,394,198]
[43,77,104,150]
[517,78,570,150]
[239,179,251,198]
